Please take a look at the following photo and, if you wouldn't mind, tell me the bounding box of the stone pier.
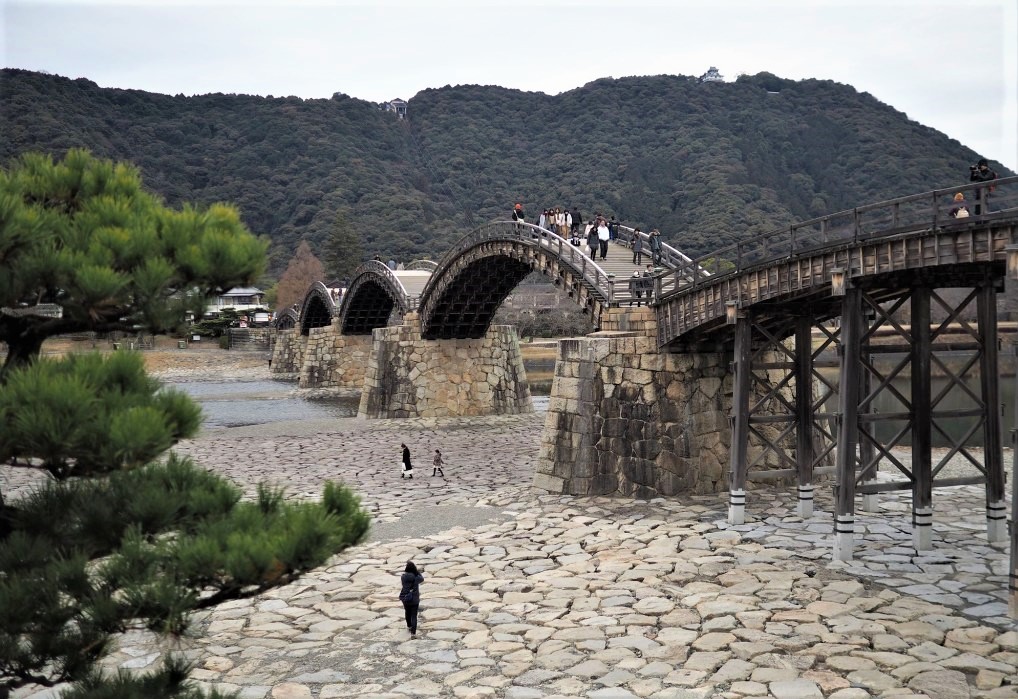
[269,328,306,380]
[297,321,373,389]
[534,308,799,497]
[359,313,532,418]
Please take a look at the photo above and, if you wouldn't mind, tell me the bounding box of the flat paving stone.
[5,396,1016,699]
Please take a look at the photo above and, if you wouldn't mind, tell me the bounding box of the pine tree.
[0,149,267,378]
[274,240,325,312]
[0,152,370,697]
[323,209,364,284]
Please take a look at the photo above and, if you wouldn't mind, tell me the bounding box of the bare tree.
[275,240,325,312]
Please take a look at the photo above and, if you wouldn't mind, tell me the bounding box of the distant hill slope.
[1,69,1007,277]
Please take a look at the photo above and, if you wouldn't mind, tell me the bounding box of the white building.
[383,98,408,118]
[206,287,266,316]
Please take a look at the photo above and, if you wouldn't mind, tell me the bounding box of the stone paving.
[7,412,1018,699]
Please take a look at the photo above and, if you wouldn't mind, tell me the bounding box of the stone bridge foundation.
[359,313,532,418]
[534,308,798,497]
[298,321,373,389]
[269,329,306,379]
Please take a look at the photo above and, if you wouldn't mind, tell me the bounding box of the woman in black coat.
[401,443,413,479]
[399,561,424,637]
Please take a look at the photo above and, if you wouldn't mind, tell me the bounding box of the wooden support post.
[1011,343,1018,617]
[795,316,815,517]
[729,312,751,525]
[859,336,879,512]
[912,287,933,551]
[834,287,861,561]
[978,281,1007,542]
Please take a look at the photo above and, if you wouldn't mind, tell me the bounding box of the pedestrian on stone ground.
[400,442,413,479]
[432,448,445,477]
[632,228,644,265]
[398,561,424,638]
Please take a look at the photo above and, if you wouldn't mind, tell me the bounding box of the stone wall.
[359,315,532,418]
[297,321,373,389]
[534,333,801,498]
[269,329,306,380]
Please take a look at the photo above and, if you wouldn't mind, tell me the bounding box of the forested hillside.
[1,68,1006,279]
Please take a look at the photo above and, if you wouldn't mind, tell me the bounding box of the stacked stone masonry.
[297,321,373,389]
[268,329,305,380]
[359,315,532,419]
[535,333,806,498]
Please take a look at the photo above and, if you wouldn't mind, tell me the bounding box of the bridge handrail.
[339,259,413,316]
[614,224,702,272]
[435,220,620,304]
[405,259,438,272]
[664,175,1018,297]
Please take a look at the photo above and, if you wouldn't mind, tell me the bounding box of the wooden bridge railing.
[438,221,620,305]
[662,176,1018,298]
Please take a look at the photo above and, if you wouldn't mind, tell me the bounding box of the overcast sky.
[3,0,1017,171]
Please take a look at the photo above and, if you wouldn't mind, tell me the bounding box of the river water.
[171,379,550,429]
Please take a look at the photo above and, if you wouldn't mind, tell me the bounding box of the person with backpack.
[398,561,424,638]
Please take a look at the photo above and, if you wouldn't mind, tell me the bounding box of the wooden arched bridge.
[273,178,1018,595]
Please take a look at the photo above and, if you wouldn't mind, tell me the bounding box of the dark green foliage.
[0,458,370,693]
[323,209,364,282]
[1,69,1007,287]
[0,147,266,375]
[0,351,202,479]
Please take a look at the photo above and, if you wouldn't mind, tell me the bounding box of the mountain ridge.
[1,68,1008,278]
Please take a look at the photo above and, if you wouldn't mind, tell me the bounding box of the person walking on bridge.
[570,206,583,240]
[649,229,663,265]
[631,228,644,265]
[586,224,599,259]
[597,218,610,260]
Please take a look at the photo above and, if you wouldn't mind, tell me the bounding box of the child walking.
[432,449,445,477]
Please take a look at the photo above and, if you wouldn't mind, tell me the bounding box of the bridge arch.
[338,261,412,335]
[418,221,614,340]
[273,306,299,330]
[299,281,338,336]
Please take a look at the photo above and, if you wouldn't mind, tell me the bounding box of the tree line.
[2,68,1007,290]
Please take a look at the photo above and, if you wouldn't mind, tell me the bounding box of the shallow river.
[170,379,549,429]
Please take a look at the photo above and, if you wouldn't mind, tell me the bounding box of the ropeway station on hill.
[270,177,1018,612]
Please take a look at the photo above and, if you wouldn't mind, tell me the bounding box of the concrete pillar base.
[834,515,854,561]
[913,506,933,551]
[987,500,1007,543]
[728,489,746,525]
[861,483,879,512]
[797,485,814,518]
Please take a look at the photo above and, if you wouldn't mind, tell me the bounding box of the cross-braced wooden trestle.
[833,279,1007,560]
[727,312,835,524]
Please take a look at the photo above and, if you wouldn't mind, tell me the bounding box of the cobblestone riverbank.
[4,359,1016,699]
